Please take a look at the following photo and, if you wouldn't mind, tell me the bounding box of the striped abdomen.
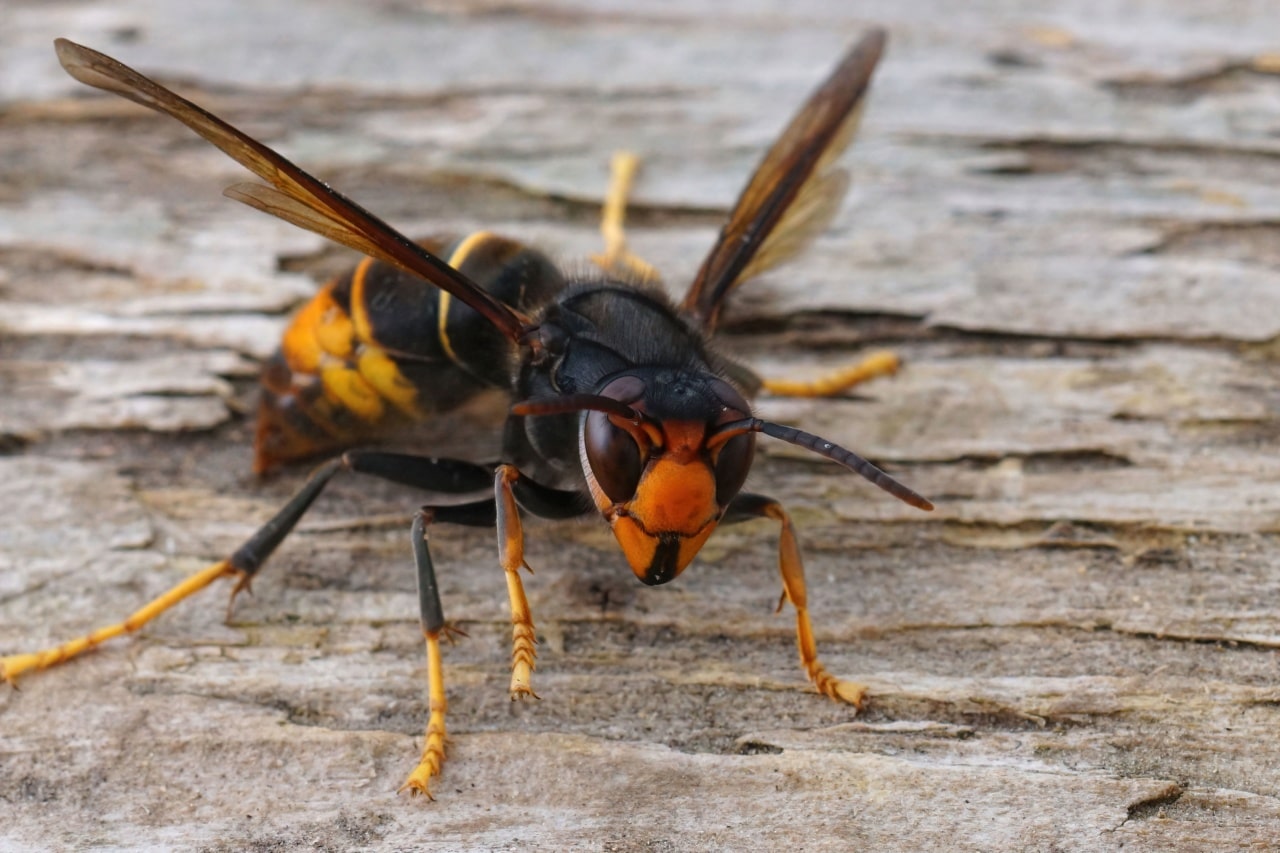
[254,232,565,473]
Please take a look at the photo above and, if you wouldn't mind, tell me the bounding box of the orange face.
[593,420,720,584]
[540,371,757,585]
[581,409,755,585]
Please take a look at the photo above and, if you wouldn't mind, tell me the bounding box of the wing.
[680,29,886,330]
[54,38,531,344]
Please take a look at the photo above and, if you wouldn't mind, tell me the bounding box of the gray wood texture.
[3,1,1280,850]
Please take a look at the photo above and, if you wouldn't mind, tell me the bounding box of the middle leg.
[372,465,584,792]
[398,509,466,798]
[492,464,590,699]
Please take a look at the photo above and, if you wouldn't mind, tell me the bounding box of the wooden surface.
[4,1,1280,850]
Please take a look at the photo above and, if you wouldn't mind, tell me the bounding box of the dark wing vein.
[54,38,531,344]
[681,29,886,330]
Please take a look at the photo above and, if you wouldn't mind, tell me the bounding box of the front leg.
[492,464,590,700]
[491,466,537,696]
[725,492,867,708]
[495,464,539,699]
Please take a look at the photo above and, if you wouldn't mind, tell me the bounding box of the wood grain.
[3,1,1279,850]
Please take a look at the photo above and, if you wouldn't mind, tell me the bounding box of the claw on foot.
[398,752,443,800]
[1,653,41,687]
[225,569,254,622]
[808,661,867,710]
[398,777,435,800]
[509,683,541,701]
[399,691,448,800]
[828,678,868,709]
[509,621,538,699]
[440,623,469,644]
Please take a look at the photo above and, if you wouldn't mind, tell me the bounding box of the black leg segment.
[343,450,494,495]
[411,511,446,634]
[229,451,500,581]
[231,458,343,576]
[721,491,776,526]
[510,472,592,520]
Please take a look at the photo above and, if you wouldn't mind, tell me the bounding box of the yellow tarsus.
[496,465,540,700]
[794,604,867,708]
[399,631,449,799]
[1,561,237,685]
[590,150,660,283]
[506,572,539,700]
[762,350,900,398]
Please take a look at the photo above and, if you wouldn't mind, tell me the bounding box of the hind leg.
[590,150,661,283]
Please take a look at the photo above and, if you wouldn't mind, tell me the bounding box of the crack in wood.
[1103,59,1280,104]
[909,134,1280,164]
[1118,782,1184,827]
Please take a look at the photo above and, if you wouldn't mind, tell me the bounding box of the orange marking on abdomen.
[281,286,344,374]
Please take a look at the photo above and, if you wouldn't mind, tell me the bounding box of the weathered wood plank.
[3,0,1280,850]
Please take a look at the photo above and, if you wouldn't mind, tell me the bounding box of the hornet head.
[512,368,932,586]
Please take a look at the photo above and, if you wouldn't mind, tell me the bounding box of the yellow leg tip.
[398,726,447,800]
[0,654,35,686]
[828,679,869,709]
[807,664,868,708]
[1,649,71,685]
[509,661,540,700]
[610,149,640,175]
[762,349,902,398]
[862,349,900,376]
[398,771,437,800]
[800,641,867,709]
[508,617,538,699]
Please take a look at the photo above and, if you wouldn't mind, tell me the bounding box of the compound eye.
[709,378,751,416]
[707,378,754,505]
[584,411,644,503]
[714,431,755,506]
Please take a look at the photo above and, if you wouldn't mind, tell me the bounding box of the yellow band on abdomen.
[437,231,496,365]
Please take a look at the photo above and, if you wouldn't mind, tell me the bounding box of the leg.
[369,469,582,793]
[0,560,239,684]
[0,450,492,685]
[399,510,461,799]
[589,150,660,283]
[495,464,537,698]
[492,464,588,699]
[2,458,338,683]
[388,468,584,793]
[724,492,867,707]
[761,350,900,398]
